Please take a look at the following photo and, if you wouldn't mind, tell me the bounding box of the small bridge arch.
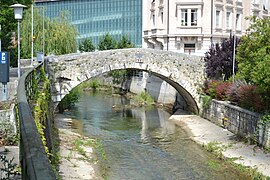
[46,48,205,114]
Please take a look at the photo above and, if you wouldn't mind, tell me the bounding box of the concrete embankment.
[169,111,270,177]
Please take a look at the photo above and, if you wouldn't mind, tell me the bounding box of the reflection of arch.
[47,48,205,114]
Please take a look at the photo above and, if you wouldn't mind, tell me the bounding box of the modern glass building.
[35,0,142,47]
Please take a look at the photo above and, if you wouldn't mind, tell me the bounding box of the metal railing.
[17,63,56,180]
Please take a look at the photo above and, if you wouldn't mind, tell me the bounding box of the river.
[62,91,250,180]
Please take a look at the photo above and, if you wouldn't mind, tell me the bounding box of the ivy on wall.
[31,66,59,170]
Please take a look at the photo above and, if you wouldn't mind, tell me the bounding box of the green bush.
[134,91,154,105]
[88,79,101,90]
[204,80,221,98]
[202,95,212,109]
[0,122,18,146]
[58,87,80,113]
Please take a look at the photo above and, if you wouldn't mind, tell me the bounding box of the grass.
[206,160,220,170]
[72,138,107,161]
[203,141,224,159]
[203,141,270,180]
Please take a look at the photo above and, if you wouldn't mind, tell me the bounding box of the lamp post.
[10,3,26,78]
[232,0,238,82]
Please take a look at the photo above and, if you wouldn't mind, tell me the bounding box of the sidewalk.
[169,111,270,177]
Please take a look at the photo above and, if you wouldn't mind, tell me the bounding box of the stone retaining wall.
[202,99,270,148]
[0,104,17,135]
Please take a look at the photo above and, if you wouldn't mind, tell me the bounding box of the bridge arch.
[46,48,205,114]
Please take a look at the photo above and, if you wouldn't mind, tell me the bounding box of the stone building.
[143,0,270,56]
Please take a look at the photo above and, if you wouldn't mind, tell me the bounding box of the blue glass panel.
[36,0,142,47]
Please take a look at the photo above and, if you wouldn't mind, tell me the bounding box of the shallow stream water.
[63,92,250,180]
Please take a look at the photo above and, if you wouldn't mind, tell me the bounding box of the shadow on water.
[63,92,251,180]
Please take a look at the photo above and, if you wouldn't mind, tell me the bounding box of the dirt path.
[55,114,103,180]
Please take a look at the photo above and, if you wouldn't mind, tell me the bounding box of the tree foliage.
[236,17,270,91]
[97,33,135,51]
[20,10,78,58]
[0,0,32,66]
[79,38,95,52]
[97,33,117,50]
[204,36,240,81]
[117,35,134,49]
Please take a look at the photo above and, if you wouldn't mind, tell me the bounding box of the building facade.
[143,0,270,56]
[35,0,142,47]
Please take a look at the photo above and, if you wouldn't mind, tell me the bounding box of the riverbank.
[169,110,270,177]
[55,114,103,180]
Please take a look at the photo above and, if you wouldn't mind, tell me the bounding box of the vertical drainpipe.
[211,0,213,46]
[167,0,169,51]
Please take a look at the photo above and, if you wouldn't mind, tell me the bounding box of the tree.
[204,35,240,81]
[236,17,270,91]
[20,10,78,58]
[0,0,33,66]
[117,35,134,49]
[97,33,117,50]
[79,38,95,52]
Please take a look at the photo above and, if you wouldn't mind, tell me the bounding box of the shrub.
[238,85,265,112]
[204,80,221,98]
[226,79,247,103]
[58,87,80,113]
[88,79,101,90]
[0,122,18,146]
[215,82,232,100]
[134,91,154,105]
[202,95,212,109]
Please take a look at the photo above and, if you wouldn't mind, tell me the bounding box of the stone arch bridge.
[46,48,205,114]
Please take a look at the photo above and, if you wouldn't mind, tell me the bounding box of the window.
[184,44,195,54]
[153,14,155,25]
[216,10,220,28]
[236,14,241,30]
[180,8,199,26]
[226,12,231,29]
[191,9,197,26]
[181,9,188,26]
[161,11,163,24]
[253,11,259,17]
[263,0,269,11]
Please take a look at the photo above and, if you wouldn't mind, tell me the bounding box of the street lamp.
[10,3,26,78]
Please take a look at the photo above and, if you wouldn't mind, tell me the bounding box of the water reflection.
[64,92,250,180]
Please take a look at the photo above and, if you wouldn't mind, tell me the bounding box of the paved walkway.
[169,111,270,177]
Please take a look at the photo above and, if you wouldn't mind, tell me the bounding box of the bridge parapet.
[46,48,206,113]
[17,64,56,180]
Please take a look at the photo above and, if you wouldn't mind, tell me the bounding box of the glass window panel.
[181,9,188,26]
[191,9,197,26]
[226,12,231,29]
[216,10,220,28]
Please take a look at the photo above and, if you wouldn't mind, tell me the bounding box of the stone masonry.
[46,48,205,114]
[202,99,270,148]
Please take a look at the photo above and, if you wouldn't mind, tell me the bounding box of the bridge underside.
[151,72,199,114]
